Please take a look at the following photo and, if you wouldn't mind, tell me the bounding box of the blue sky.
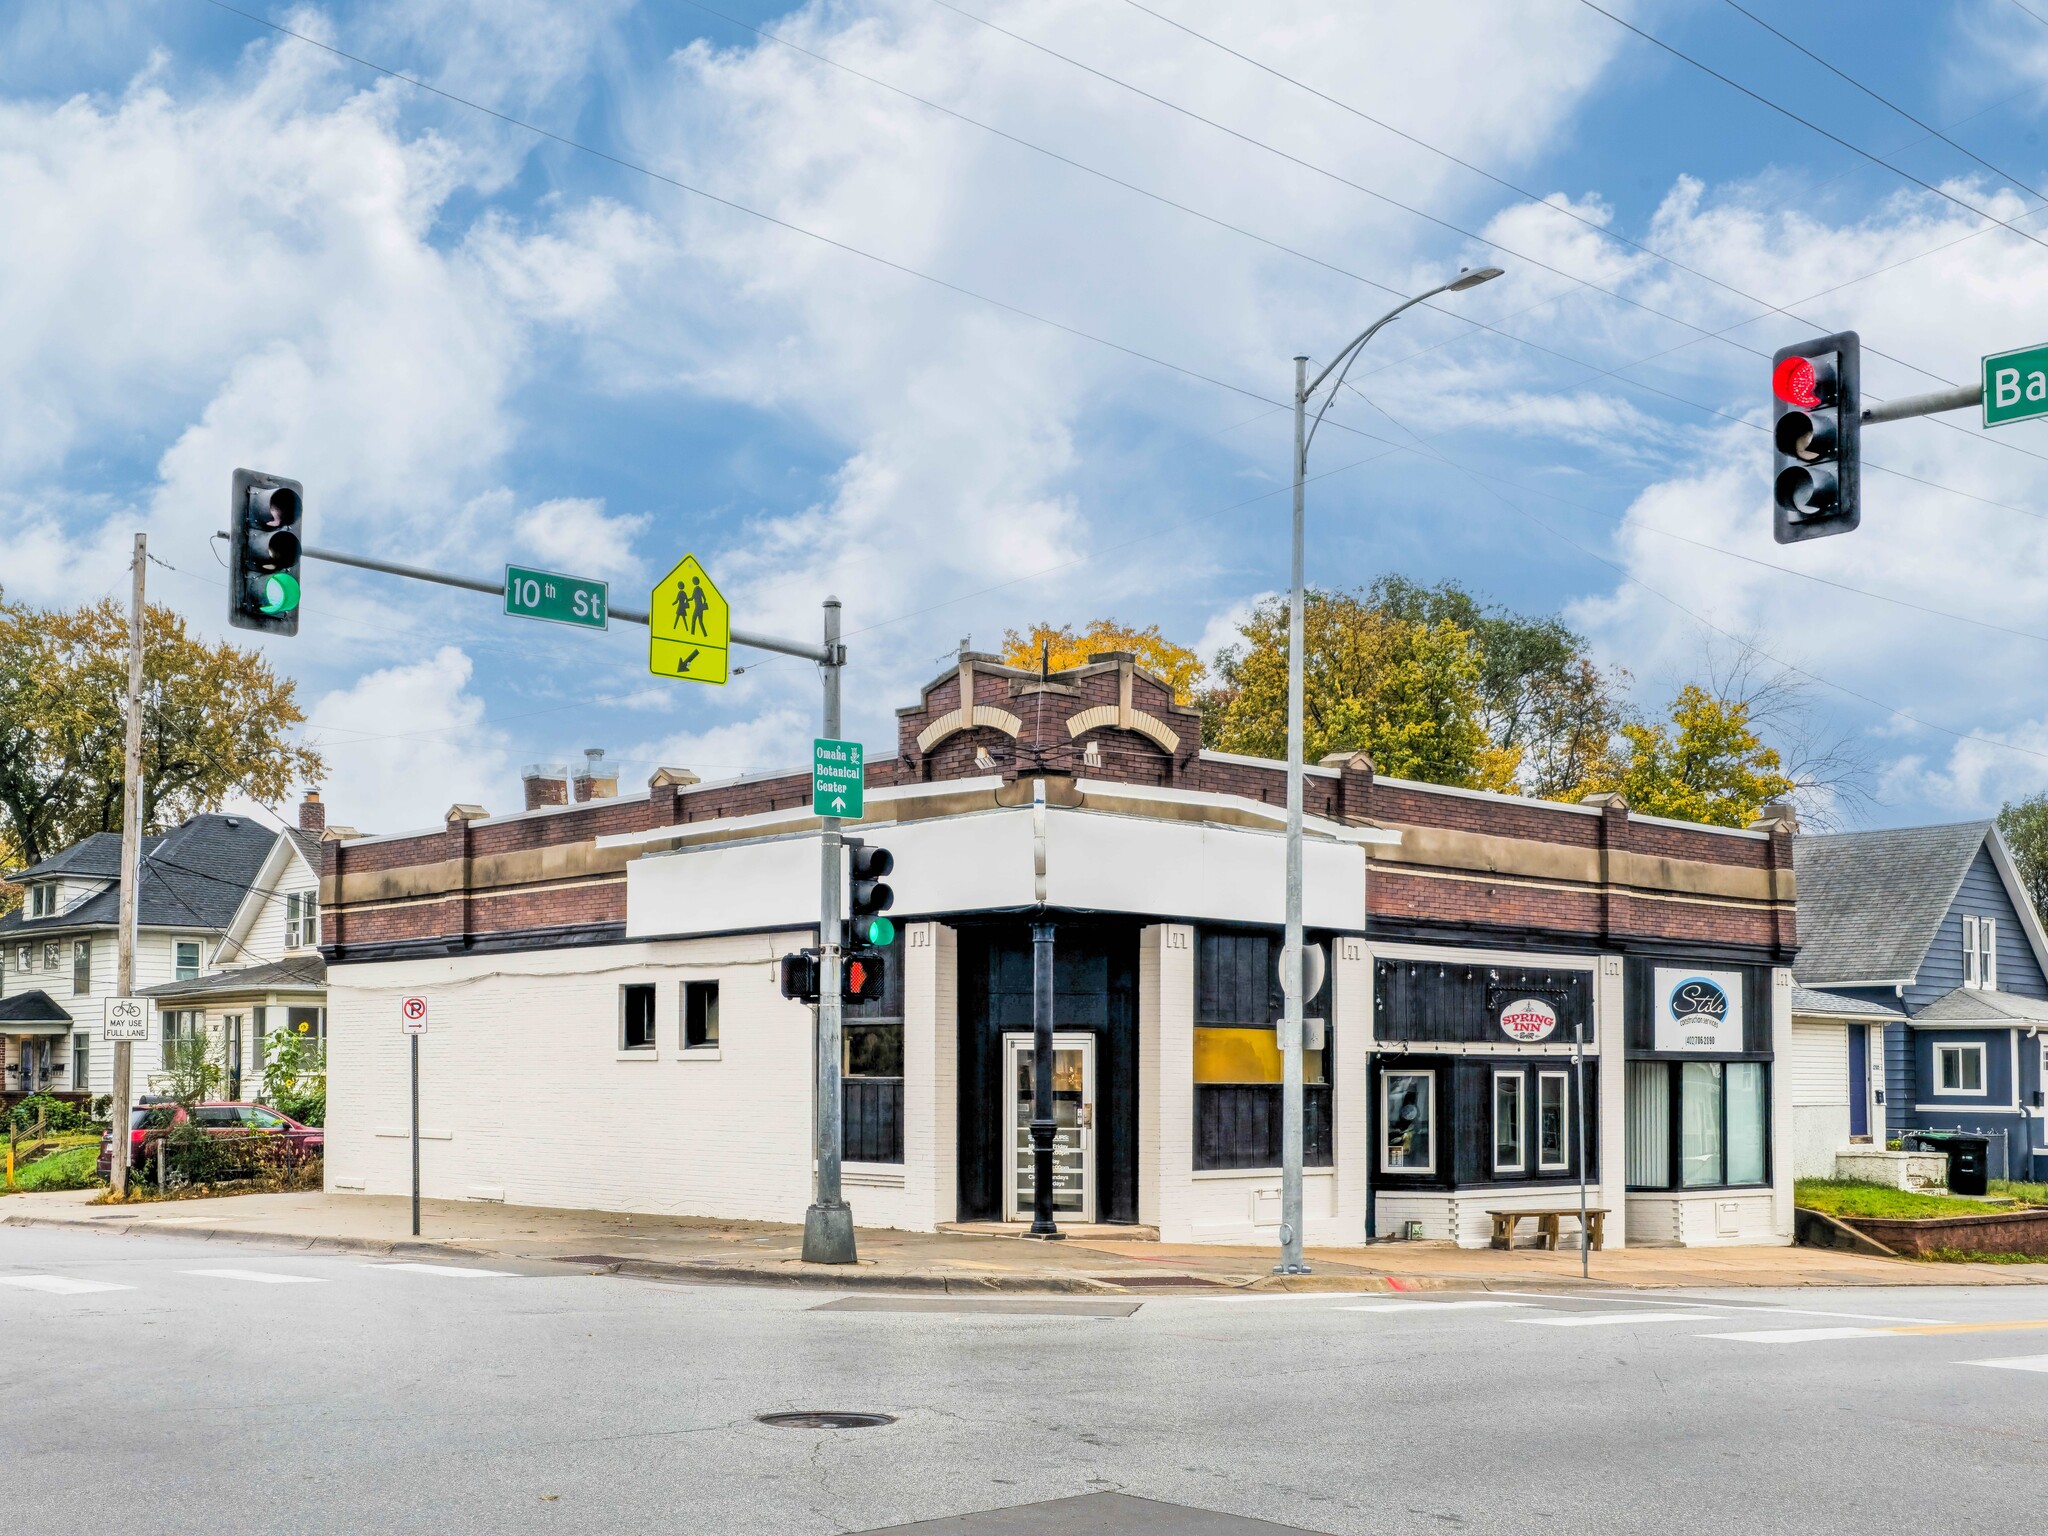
[8,0,2048,834]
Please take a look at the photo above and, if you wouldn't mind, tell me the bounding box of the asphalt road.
[4,1225,2046,1536]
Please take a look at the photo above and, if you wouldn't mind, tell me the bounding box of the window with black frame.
[1194,928,1332,1171]
[842,934,904,1164]
[1625,1059,1768,1189]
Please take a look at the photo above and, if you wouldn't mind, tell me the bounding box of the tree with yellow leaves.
[1577,684,1795,828]
[999,619,1206,702]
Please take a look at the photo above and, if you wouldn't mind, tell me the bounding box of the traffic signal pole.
[803,598,858,1266]
[241,530,857,1258]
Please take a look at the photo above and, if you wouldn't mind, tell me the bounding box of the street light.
[1276,264,1503,1275]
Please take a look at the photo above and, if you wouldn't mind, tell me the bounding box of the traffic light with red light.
[843,950,885,1004]
[229,468,305,633]
[1772,333,1860,543]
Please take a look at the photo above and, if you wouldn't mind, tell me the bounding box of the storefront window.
[1382,1071,1433,1172]
[1193,928,1331,1171]
[1726,1062,1767,1185]
[1492,1073,1523,1173]
[1537,1071,1569,1171]
[842,934,905,1165]
[1679,1061,1724,1187]
[1629,1059,1769,1190]
[1625,1062,1670,1186]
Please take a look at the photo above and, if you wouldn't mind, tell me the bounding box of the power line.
[1719,0,2046,202]
[927,0,2048,491]
[1575,0,2048,258]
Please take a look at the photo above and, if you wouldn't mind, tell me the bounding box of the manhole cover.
[757,1411,896,1430]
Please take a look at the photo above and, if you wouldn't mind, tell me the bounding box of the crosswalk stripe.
[181,1269,326,1285]
[1967,1355,2048,1372]
[1518,1311,1714,1328]
[374,1262,517,1278]
[0,1275,132,1295]
[1703,1327,1890,1344]
[1337,1300,1528,1314]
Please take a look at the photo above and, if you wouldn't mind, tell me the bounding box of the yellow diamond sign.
[649,554,730,685]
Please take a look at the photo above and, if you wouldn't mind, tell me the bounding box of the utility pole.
[110,534,146,1199]
[1279,355,1310,1277]
[803,598,856,1265]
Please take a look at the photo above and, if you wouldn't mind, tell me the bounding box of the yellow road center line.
[1883,1319,2048,1336]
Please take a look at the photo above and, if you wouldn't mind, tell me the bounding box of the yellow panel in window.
[1194,1027,1282,1084]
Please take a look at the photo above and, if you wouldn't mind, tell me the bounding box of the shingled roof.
[0,814,282,938]
[1792,821,1993,986]
[140,954,324,1001]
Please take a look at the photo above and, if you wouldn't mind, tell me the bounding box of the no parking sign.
[402,996,428,1035]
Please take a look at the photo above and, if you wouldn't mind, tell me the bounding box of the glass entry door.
[1004,1032,1095,1224]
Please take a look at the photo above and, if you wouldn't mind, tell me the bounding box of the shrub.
[7,1093,88,1134]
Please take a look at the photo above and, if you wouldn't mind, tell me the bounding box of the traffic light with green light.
[229,468,304,635]
[845,839,895,947]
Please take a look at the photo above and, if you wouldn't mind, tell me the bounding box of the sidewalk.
[7,1189,2045,1292]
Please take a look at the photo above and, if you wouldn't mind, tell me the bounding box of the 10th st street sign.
[813,738,864,818]
[1984,341,2048,428]
[505,565,608,629]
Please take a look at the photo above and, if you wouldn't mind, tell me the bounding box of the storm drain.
[757,1411,897,1430]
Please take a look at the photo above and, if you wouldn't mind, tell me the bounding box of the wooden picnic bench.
[1489,1207,1608,1252]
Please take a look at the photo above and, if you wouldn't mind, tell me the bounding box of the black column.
[1026,919,1063,1238]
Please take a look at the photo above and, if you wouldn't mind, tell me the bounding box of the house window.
[285,892,320,949]
[1982,917,1998,989]
[1193,927,1332,1171]
[29,884,56,918]
[621,984,656,1051]
[251,1007,266,1073]
[284,1007,324,1053]
[1382,1070,1434,1173]
[71,1033,89,1087]
[1936,1042,1986,1094]
[1492,1072,1524,1173]
[160,1009,192,1069]
[13,944,29,974]
[683,980,719,1049]
[42,941,60,971]
[173,939,202,982]
[1537,1070,1570,1171]
[72,939,91,996]
[1626,1060,1770,1190]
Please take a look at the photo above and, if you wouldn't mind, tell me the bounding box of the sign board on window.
[102,997,152,1042]
[1497,996,1559,1043]
[1653,967,1744,1052]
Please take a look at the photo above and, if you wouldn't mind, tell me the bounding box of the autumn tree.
[0,592,324,867]
[1000,619,1206,702]
[1202,590,1515,789]
[1370,577,1623,798]
[1576,684,1795,828]
[1997,793,2048,921]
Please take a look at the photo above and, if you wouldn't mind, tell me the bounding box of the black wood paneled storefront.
[955,919,1140,1224]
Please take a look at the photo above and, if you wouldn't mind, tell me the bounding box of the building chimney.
[522,763,571,812]
[299,790,326,835]
[573,748,620,803]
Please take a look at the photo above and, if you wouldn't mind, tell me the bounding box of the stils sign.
[1497,997,1559,1043]
[1653,968,1744,1053]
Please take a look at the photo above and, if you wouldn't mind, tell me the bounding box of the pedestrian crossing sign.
[649,554,730,685]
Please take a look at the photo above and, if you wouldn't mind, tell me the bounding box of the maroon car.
[97,1101,322,1179]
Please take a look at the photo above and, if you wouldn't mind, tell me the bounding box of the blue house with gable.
[1792,821,2048,1182]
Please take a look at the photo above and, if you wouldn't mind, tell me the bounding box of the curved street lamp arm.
[1300,280,1454,459]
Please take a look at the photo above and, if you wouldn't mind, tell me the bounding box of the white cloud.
[305,645,512,833]
[514,496,650,579]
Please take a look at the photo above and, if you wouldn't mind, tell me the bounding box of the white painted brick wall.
[325,932,820,1221]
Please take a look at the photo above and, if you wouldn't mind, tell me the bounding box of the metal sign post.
[402,996,427,1236]
[1574,1014,1589,1280]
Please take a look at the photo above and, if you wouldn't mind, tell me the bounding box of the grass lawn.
[2,1141,100,1194]
[1795,1178,2045,1220]
[1991,1179,2048,1205]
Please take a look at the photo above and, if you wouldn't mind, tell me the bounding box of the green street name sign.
[505,565,608,630]
[813,737,864,819]
[1984,341,2048,428]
